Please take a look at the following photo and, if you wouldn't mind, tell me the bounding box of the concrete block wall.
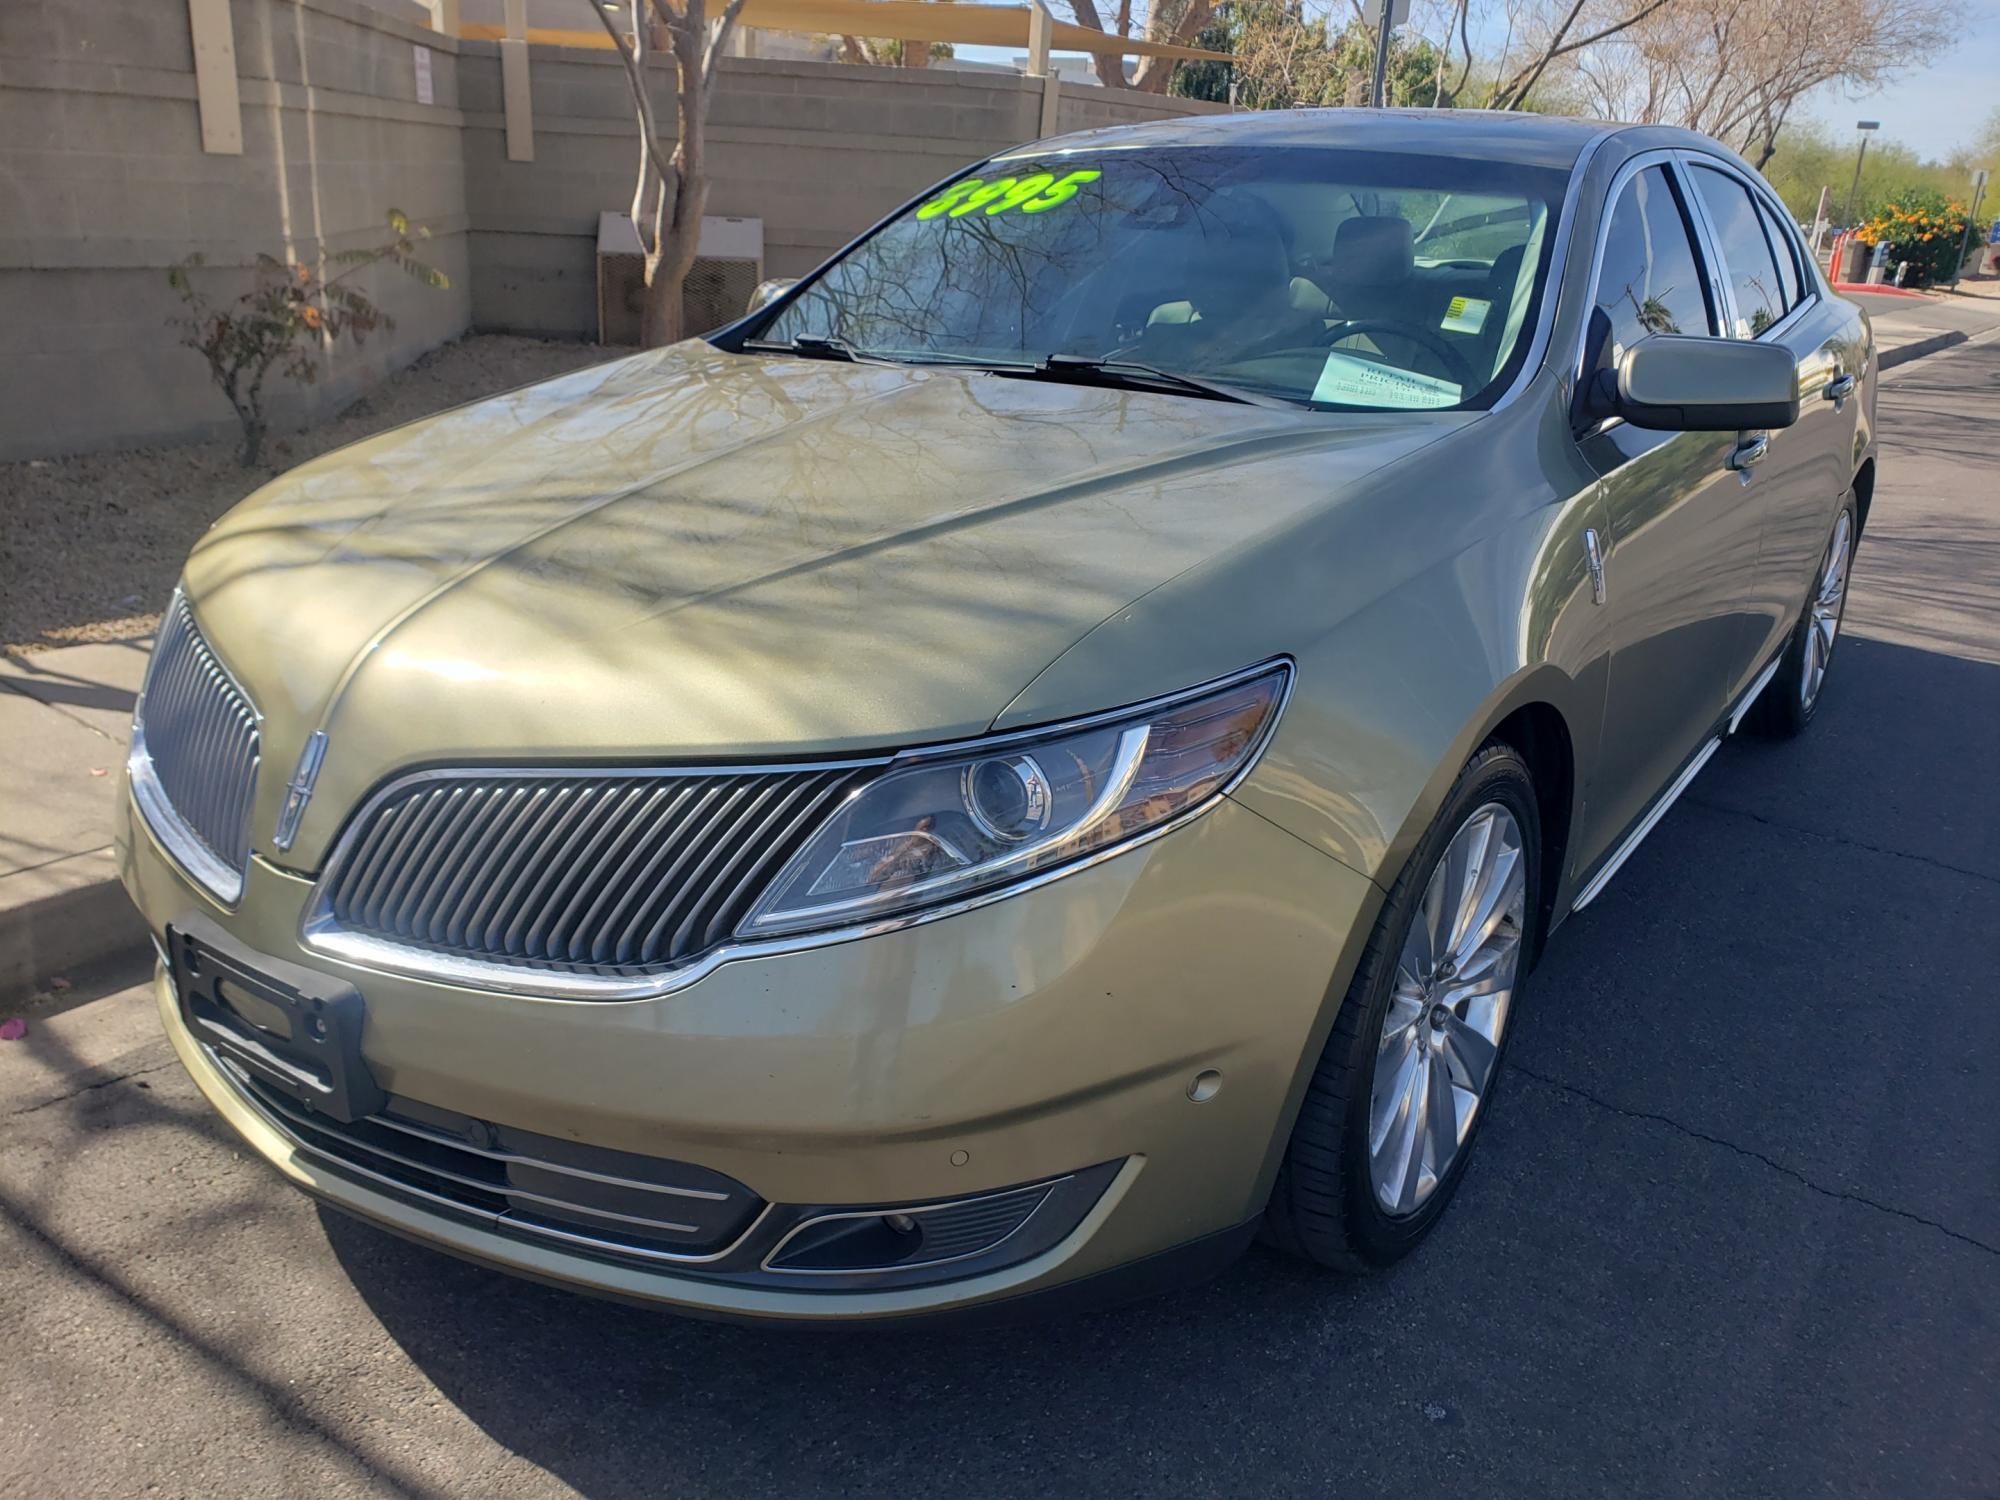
[0,0,472,459]
[461,50,1223,338]
[1,5,1223,456]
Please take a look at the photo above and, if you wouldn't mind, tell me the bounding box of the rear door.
[1681,159,1855,687]
[1569,157,1763,873]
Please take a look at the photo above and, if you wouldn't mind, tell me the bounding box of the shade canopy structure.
[463,1,1231,63]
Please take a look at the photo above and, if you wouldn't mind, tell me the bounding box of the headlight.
[739,662,1291,939]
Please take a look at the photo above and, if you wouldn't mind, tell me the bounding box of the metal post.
[1369,4,1394,107]
[1951,174,1989,291]
[1842,121,1879,227]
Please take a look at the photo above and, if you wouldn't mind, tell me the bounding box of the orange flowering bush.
[166,210,448,465]
[1856,190,1975,287]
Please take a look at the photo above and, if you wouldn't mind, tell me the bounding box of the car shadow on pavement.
[315,634,1998,1499]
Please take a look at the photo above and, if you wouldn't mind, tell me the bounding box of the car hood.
[182,343,1467,866]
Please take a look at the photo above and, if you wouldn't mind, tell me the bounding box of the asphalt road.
[5,306,1999,1500]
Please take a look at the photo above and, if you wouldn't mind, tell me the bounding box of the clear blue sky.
[1799,4,2000,162]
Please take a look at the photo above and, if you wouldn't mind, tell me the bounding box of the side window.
[1690,164,1787,337]
[1755,197,1804,309]
[1588,165,1714,380]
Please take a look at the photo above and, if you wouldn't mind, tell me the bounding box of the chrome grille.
[308,764,875,988]
[130,594,261,902]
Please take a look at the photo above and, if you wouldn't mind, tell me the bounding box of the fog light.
[755,1163,1122,1286]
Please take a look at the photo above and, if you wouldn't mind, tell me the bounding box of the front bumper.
[122,781,1378,1324]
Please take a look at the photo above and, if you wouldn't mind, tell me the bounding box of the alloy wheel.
[1368,803,1527,1218]
[1801,511,1852,711]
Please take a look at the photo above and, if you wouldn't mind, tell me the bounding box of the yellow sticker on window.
[1441,296,1491,335]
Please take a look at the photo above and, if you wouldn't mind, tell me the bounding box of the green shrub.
[1854,188,1976,287]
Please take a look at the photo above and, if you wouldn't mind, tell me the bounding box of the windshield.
[757,146,1567,411]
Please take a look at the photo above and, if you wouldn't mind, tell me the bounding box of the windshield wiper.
[991,355,1287,408]
[742,335,892,364]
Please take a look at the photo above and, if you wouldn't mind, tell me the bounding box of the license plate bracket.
[167,914,385,1124]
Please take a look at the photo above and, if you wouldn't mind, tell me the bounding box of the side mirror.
[745,277,798,316]
[1614,336,1800,431]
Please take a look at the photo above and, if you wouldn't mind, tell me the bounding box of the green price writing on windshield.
[916,169,1103,221]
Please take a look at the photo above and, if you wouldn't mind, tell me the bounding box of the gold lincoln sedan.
[120,109,1874,1324]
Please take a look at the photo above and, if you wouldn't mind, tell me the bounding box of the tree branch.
[590,0,675,195]
[1491,0,1678,110]
[702,0,752,94]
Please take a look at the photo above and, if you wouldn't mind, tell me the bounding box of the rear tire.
[1750,495,1856,739]
[1265,743,1540,1271]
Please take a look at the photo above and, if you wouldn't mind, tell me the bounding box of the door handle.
[1825,373,1856,404]
[1728,434,1770,474]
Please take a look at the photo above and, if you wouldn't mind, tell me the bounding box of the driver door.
[1570,160,1767,876]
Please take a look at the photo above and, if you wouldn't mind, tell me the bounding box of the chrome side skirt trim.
[1572,648,1783,914]
[1571,736,1720,913]
[1727,655,1784,734]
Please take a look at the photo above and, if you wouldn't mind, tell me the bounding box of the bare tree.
[590,0,751,346]
[1483,0,1677,110]
[1566,0,1959,165]
[1059,0,1214,93]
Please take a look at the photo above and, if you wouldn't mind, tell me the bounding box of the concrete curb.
[0,849,147,1004]
[1879,330,1971,371]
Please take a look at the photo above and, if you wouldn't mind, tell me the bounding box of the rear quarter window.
[1689,164,1788,337]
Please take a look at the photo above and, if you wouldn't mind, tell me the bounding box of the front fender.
[1232,494,1609,899]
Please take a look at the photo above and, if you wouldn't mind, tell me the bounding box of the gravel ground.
[0,335,627,655]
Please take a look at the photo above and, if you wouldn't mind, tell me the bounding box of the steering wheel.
[1317,318,1479,391]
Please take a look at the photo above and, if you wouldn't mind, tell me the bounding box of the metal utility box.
[596,213,765,344]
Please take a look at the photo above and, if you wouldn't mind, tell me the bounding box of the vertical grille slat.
[130,596,263,899]
[476,785,583,955]
[377,787,466,935]
[518,783,648,961]
[682,771,854,959]
[630,782,758,965]
[601,785,728,967]
[312,762,879,986]
[567,784,692,967]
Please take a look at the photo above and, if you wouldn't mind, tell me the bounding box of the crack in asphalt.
[1685,794,2000,888]
[1507,1062,2000,1259]
[1,1059,177,1120]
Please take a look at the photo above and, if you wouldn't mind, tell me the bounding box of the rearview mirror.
[1614,336,1800,432]
[745,277,797,316]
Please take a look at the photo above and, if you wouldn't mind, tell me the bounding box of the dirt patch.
[0,335,628,655]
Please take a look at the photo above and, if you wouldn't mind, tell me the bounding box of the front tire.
[1266,743,1540,1270]
[1750,496,1856,738]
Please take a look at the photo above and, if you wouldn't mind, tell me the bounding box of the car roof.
[1023,109,1635,172]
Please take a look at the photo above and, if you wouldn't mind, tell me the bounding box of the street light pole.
[1842,120,1880,227]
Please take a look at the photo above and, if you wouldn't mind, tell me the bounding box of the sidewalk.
[0,640,150,1001]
